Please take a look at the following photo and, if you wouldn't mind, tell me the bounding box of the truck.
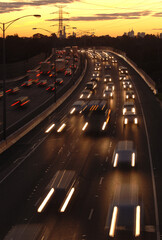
[27,69,40,83]
[55,58,65,73]
[40,61,52,75]
[65,46,71,56]
[72,46,78,57]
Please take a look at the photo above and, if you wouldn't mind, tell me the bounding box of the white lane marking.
[88,209,94,220]
[67,151,71,157]
[99,177,104,185]
[35,197,41,206]
[145,225,156,232]
[106,156,109,162]
[58,147,63,154]
[132,76,160,240]
[0,136,46,184]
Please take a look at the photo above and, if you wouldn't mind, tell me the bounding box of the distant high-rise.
[137,32,145,38]
[128,29,134,37]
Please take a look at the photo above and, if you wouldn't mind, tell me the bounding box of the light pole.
[0,14,41,141]
[32,27,52,35]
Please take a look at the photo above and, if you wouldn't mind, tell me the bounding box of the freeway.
[0,49,161,240]
[0,50,81,138]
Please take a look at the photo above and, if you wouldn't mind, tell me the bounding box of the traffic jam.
[1,46,156,240]
[0,46,79,110]
[41,48,143,239]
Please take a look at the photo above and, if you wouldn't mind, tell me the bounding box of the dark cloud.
[46,11,151,21]
[0,0,76,14]
[152,12,162,17]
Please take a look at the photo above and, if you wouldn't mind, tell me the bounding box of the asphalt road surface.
[0,49,161,240]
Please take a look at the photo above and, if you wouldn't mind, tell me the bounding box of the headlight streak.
[82,122,88,131]
[102,122,107,131]
[80,94,83,98]
[134,118,138,124]
[109,206,118,237]
[37,188,54,213]
[45,123,55,133]
[135,205,141,236]
[124,118,128,124]
[70,108,76,114]
[113,153,118,167]
[131,152,135,167]
[60,187,75,212]
[57,123,66,133]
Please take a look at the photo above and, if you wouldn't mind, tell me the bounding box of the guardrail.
[0,54,87,154]
[106,47,157,94]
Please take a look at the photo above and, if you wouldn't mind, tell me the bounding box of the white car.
[103,89,113,98]
[104,74,112,82]
[112,140,136,167]
[123,80,133,90]
[123,111,138,125]
[108,184,141,238]
[123,101,136,115]
[80,89,92,99]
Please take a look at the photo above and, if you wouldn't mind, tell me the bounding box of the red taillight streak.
[20,100,30,106]
[6,89,11,93]
[46,87,50,90]
[11,101,20,106]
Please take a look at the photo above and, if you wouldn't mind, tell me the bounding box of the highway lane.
[0,54,80,136]
[1,51,160,240]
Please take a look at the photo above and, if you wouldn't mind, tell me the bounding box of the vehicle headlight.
[134,118,138,124]
[126,95,129,99]
[80,94,83,98]
[109,78,112,81]
[87,94,91,98]
[104,78,106,82]
[113,86,115,90]
[124,118,128,124]
[132,107,135,113]
[103,94,106,97]
[129,84,132,88]
[119,77,122,80]
[123,108,126,115]
[110,93,113,97]
[102,122,107,131]
[132,95,135,98]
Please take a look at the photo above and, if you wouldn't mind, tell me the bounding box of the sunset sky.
[0,0,162,38]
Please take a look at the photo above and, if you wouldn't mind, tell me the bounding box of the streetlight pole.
[0,14,41,141]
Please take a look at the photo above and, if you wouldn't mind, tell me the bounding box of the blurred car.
[126,90,135,100]
[108,184,142,238]
[65,68,72,76]
[111,58,118,63]
[106,82,115,91]
[95,62,101,67]
[37,79,47,86]
[85,81,97,91]
[119,73,127,81]
[104,74,112,82]
[0,91,3,99]
[69,100,85,114]
[92,72,101,78]
[90,76,99,83]
[55,78,63,85]
[105,64,111,70]
[11,96,30,107]
[80,89,92,99]
[123,111,138,126]
[112,140,136,167]
[6,86,20,94]
[21,81,32,87]
[123,101,136,115]
[103,89,113,98]
[123,80,133,90]
[94,66,102,71]
[120,66,128,75]
[46,83,55,91]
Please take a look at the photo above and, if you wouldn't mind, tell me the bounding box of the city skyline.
[0,0,162,37]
